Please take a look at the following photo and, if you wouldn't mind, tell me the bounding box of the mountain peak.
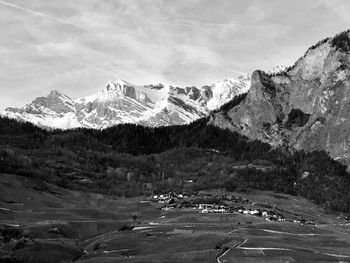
[268,65,287,75]
[104,79,132,91]
[48,89,63,97]
[98,80,139,103]
[114,79,133,86]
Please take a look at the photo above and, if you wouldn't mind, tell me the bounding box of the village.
[149,192,313,224]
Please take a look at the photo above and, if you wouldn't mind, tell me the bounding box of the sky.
[1,0,350,111]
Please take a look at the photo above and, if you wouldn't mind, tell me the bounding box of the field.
[1,174,350,262]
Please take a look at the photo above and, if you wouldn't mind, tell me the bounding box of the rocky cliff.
[210,30,350,165]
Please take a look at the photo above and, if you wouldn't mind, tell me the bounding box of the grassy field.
[1,174,350,263]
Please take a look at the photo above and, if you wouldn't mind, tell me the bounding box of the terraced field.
[1,174,350,262]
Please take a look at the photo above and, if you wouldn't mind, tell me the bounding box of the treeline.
[0,115,277,162]
[331,29,350,52]
[0,116,350,214]
[25,116,274,160]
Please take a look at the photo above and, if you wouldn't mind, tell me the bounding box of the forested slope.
[0,115,349,214]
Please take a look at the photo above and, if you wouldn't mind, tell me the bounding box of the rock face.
[3,76,250,129]
[210,30,350,165]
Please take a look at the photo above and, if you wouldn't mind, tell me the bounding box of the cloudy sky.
[1,0,350,110]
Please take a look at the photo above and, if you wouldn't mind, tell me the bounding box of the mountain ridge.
[2,75,250,129]
[210,29,350,165]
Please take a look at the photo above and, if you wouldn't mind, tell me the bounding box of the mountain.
[210,30,350,165]
[2,76,250,129]
[4,90,81,129]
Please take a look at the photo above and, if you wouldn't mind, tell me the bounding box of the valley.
[2,2,350,262]
[1,174,350,263]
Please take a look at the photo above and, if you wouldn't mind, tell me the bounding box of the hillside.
[0,116,349,214]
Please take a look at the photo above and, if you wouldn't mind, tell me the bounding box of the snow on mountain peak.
[268,65,288,75]
[205,74,251,110]
[97,79,145,103]
[2,74,251,129]
[104,79,134,91]
[115,79,133,86]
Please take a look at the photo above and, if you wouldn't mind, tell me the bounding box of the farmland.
[1,174,350,263]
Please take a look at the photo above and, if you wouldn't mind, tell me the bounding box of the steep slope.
[210,30,350,165]
[3,75,250,129]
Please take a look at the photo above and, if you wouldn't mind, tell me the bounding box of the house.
[250,210,262,216]
[214,208,226,213]
[198,204,214,210]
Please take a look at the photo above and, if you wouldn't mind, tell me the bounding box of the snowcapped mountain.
[2,75,250,129]
[4,90,81,129]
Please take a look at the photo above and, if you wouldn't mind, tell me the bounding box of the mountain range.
[3,29,350,166]
[210,30,350,165]
[2,76,250,129]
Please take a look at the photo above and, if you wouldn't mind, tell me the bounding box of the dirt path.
[216,238,247,263]
[262,229,318,236]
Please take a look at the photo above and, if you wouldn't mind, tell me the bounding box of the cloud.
[1,0,350,111]
[0,0,84,29]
